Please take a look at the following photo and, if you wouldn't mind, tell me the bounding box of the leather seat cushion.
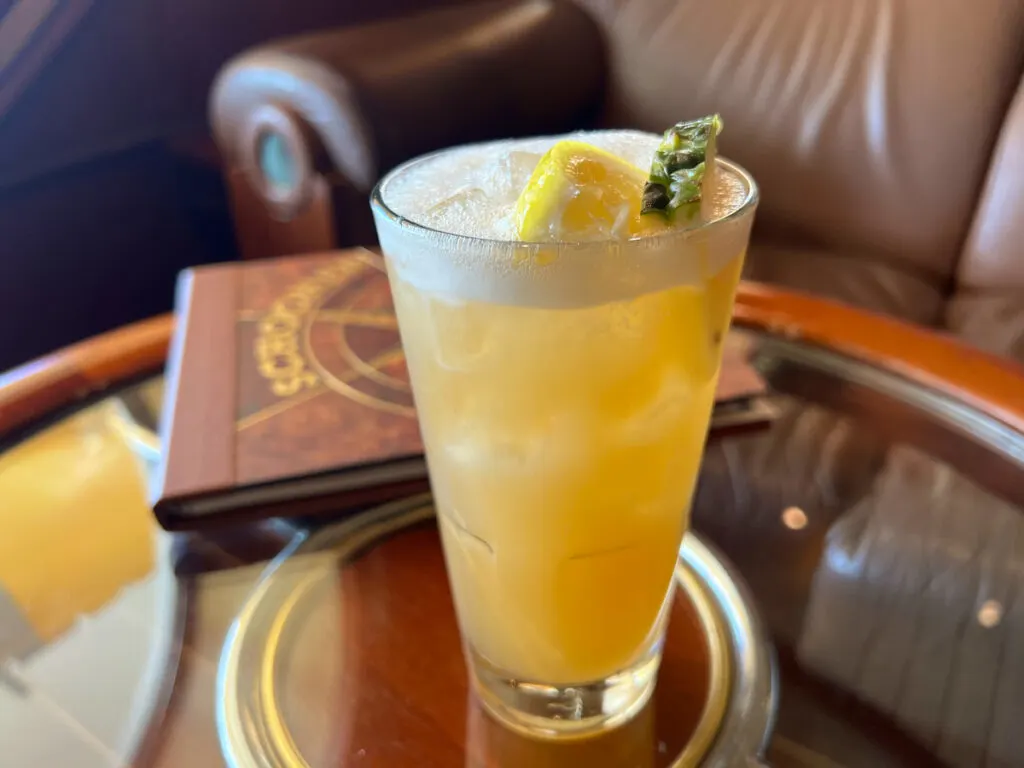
[579,0,1024,280]
[747,238,946,326]
[946,289,1024,365]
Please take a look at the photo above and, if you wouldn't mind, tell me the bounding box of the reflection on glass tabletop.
[1,298,1023,767]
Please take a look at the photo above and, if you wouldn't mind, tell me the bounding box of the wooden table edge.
[733,282,1024,435]
[1,283,1022,440]
[0,314,173,435]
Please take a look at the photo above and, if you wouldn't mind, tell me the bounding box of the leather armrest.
[210,0,606,197]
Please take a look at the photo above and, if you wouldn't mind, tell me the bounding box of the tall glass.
[371,142,757,738]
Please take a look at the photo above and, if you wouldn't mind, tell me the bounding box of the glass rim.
[369,143,759,250]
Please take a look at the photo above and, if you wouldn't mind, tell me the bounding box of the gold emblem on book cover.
[254,252,415,417]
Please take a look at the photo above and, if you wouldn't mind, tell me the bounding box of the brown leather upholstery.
[580,0,1024,277]
[575,0,1024,326]
[743,241,945,325]
[212,0,1024,324]
[947,291,1024,363]
[211,0,605,255]
[957,75,1024,293]
[947,76,1024,364]
[213,0,604,193]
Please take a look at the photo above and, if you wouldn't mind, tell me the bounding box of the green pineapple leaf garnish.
[641,114,723,220]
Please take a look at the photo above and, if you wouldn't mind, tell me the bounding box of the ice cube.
[441,403,589,478]
[494,150,543,199]
[441,395,537,471]
[422,295,489,372]
[415,149,543,238]
[421,185,489,235]
[445,431,535,472]
[617,371,691,444]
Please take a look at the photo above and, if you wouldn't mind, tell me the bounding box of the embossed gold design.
[253,258,365,397]
[312,309,409,391]
[254,310,318,397]
[248,253,415,422]
[334,318,411,392]
[303,303,415,417]
[314,310,398,330]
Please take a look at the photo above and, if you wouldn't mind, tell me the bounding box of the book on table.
[152,248,773,530]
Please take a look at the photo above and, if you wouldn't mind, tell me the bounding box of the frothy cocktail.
[372,126,757,737]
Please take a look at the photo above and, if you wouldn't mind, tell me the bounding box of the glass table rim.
[731,287,1024,466]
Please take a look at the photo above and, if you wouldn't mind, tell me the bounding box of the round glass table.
[1,284,1022,768]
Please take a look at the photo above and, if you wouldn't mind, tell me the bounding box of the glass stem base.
[467,644,662,740]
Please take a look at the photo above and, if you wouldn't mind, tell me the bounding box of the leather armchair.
[211,0,604,259]
[212,0,1024,336]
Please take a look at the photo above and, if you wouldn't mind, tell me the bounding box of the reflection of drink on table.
[374,128,756,735]
[0,402,155,655]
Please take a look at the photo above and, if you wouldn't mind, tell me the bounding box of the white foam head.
[372,130,757,308]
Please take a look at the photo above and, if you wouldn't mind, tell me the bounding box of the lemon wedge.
[514,141,667,242]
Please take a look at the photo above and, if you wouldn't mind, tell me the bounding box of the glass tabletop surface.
[1,326,1022,768]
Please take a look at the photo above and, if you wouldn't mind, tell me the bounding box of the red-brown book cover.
[153,248,772,530]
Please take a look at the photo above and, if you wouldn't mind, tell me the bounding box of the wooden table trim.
[1,284,1023,441]
[0,314,173,436]
[734,283,1024,435]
